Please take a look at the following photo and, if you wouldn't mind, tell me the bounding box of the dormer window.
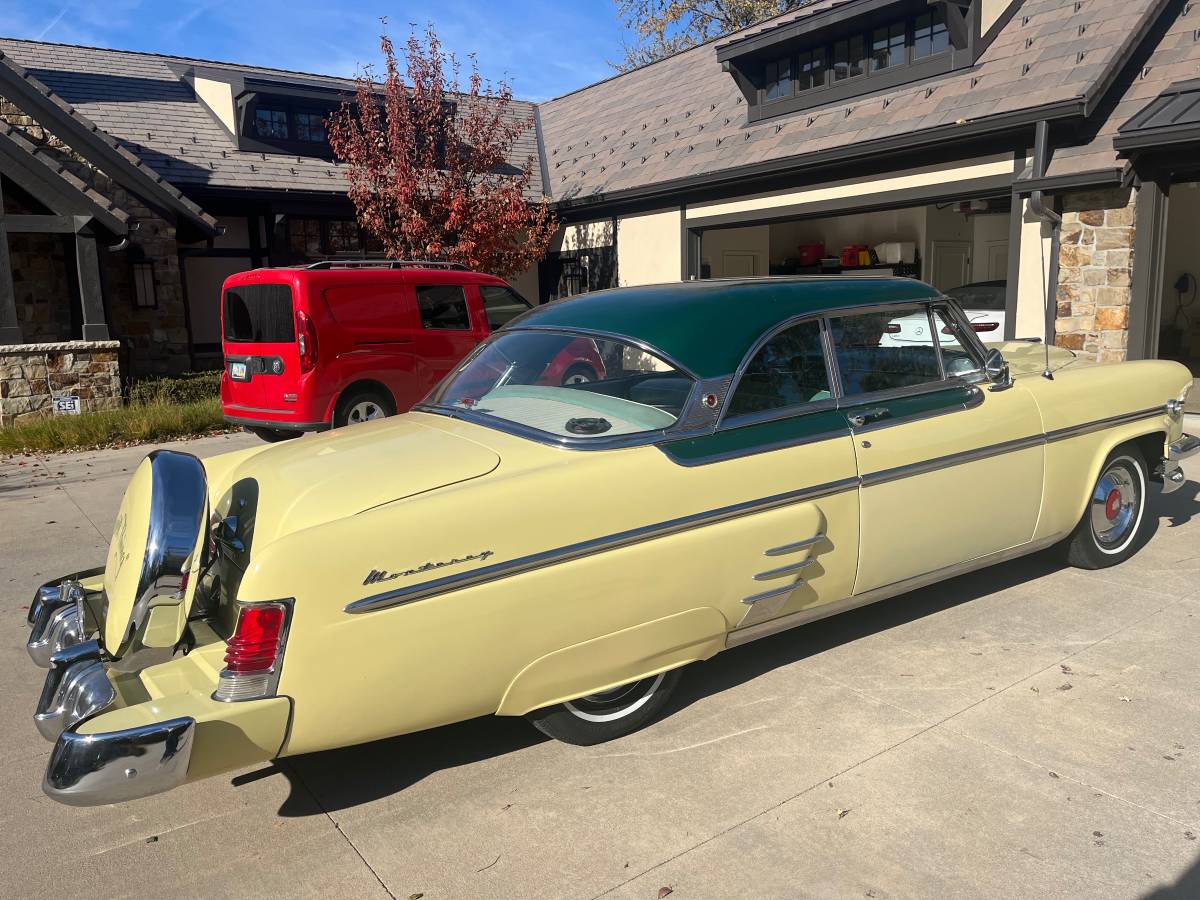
[254,107,289,140]
[719,0,1008,123]
[294,111,327,143]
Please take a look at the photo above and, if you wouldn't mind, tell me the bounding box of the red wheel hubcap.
[1104,488,1122,521]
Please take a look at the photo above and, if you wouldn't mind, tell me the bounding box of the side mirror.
[983,348,1011,389]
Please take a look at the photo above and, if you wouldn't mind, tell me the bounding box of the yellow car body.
[25,277,1196,805]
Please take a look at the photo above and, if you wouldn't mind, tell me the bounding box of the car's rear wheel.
[561,363,598,386]
[247,427,301,443]
[1063,445,1149,569]
[526,668,682,746]
[334,388,395,428]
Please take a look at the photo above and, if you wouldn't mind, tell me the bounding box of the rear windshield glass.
[945,282,1006,311]
[224,284,295,343]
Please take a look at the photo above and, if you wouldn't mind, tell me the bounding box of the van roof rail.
[305,259,470,271]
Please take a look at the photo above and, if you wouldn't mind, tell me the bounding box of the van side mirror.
[984,348,1011,390]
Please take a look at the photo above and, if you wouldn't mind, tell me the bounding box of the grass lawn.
[0,398,232,453]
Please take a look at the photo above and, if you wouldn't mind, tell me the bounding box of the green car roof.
[513,277,943,379]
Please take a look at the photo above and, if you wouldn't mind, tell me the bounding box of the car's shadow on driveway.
[258,486,1198,817]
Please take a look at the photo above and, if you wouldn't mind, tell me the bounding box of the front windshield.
[426,330,694,439]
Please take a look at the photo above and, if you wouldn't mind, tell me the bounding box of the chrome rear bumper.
[1160,433,1199,494]
[44,716,195,807]
[27,575,99,667]
[28,570,195,806]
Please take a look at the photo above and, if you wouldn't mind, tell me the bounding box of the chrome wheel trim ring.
[347,400,385,424]
[1090,455,1144,555]
[563,673,666,723]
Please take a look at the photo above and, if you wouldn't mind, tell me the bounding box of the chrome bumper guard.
[27,579,89,668]
[44,716,195,807]
[34,640,116,741]
[1160,434,1199,495]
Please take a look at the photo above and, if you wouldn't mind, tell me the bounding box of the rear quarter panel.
[239,416,858,756]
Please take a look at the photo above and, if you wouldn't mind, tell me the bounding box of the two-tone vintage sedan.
[25,276,1197,805]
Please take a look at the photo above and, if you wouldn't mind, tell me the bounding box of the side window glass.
[727,319,832,419]
[416,284,471,330]
[829,306,943,397]
[932,306,984,379]
[480,285,532,331]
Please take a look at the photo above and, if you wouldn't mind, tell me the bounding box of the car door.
[410,282,485,395]
[831,302,1044,595]
[660,317,860,637]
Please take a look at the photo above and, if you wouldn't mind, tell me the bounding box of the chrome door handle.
[848,407,889,428]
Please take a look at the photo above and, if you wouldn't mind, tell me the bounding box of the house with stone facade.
[1,0,1199,425]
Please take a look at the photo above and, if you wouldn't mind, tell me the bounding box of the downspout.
[1029,119,1061,380]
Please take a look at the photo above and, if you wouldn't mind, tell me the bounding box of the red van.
[220,261,604,441]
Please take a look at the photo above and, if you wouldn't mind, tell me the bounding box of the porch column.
[0,179,23,344]
[74,220,110,341]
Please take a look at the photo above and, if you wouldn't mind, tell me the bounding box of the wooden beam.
[0,178,23,344]
[2,214,76,233]
[74,226,110,341]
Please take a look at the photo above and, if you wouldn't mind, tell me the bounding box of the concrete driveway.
[2,429,1199,899]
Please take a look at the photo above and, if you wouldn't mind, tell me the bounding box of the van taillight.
[213,601,290,702]
[296,310,317,373]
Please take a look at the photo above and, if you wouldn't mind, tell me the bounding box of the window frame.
[750,6,958,121]
[415,283,474,332]
[719,299,988,430]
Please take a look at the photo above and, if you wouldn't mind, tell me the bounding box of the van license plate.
[230,362,248,381]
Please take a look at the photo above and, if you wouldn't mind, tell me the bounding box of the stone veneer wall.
[1055,187,1136,364]
[0,341,121,426]
[1,98,190,376]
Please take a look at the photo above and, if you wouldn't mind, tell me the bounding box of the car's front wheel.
[1063,445,1149,568]
[527,668,683,746]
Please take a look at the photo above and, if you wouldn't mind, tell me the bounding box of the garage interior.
[694,196,1012,294]
[1157,179,1200,378]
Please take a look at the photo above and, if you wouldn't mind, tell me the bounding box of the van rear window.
[224,284,295,343]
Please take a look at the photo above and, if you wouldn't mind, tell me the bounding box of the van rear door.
[222,282,301,414]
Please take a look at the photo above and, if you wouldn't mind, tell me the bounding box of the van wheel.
[247,427,300,443]
[1063,445,1149,569]
[561,363,598,386]
[334,388,395,428]
[526,668,683,746]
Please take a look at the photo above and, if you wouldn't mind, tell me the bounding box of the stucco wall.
[1014,198,1055,340]
[616,208,681,286]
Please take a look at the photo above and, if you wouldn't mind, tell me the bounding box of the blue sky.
[5,0,629,101]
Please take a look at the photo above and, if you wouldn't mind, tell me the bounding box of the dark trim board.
[1129,176,1170,361]
[1016,168,1125,195]
[684,171,1014,229]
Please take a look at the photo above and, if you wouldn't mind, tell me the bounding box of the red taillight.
[971,321,1000,333]
[884,324,902,334]
[224,604,285,673]
[296,309,317,373]
[214,602,289,701]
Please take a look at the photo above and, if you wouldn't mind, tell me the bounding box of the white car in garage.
[880,280,1007,347]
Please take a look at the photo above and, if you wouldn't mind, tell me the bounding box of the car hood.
[990,341,1087,377]
[210,415,502,548]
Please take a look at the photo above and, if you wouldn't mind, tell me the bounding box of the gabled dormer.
[175,65,349,159]
[717,0,1022,123]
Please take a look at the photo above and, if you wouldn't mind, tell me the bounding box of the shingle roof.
[537,0,1168,203]
[0,119,129,233]
[0,38,543,200]
[0,47,219,233]
[1045,1,1200,177]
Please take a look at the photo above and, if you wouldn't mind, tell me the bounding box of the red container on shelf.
[840,244,870,267]
[796,242,825,266]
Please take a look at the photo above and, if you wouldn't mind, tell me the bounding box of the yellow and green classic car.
[26,276,1197,805]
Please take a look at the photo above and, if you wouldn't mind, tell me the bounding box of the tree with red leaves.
[327,24,555,278]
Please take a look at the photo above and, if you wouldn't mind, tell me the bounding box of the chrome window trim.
[848,384,984,435]
[348,403,1171,615]
[345,476,861,614]
[720,315,840,429]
